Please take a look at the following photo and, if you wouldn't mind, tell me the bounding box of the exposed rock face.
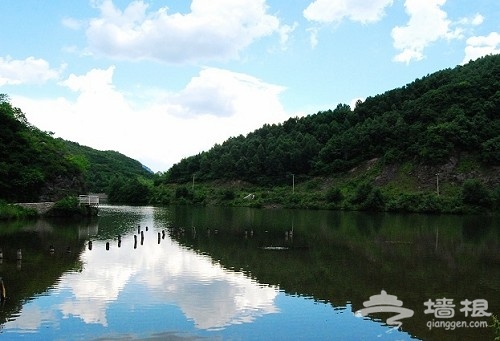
[374,156,500,190]
[38,174,87,202]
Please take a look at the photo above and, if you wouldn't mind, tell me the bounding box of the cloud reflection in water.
[56,231,279,330]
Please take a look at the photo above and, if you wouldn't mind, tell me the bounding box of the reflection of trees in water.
[168,210,500,341]
[1,207,498,341]
[461,215,492,241]
[0,218,92,327]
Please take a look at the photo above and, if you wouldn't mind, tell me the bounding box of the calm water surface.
[0,205,498,340]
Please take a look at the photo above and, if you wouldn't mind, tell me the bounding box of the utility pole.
[192,174,195,190]
[292,174,295,194]
[436,173,439,196]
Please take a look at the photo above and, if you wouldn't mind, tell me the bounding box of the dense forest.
[152,55,499,212]
[63,141,153,204]
[163,54,499,184]
[2,54,500,214]
[0,94,85,202]
[0,94,152,206]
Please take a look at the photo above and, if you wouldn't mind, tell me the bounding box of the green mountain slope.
[0,95,152,203]
[156,55,499,212]
[63,140,153,194]
[0,95,85,202]
[164,55,499,184]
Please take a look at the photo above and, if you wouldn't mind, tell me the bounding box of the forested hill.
[0,95,152,203]
[164,54,500,185]
[63,140,153,194]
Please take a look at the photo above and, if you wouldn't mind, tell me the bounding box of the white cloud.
[303,0,393,24]
[391,0,462,64]
[168,67,286,118]
[277,22,298,50]
[62,17,85,30]
[61,66,114,93]
[86,0,284,63]
[0,56,63,86]
[307,27,319,49]
[14,66,289,172]
[470,13,484,26]
[462,32,500,64]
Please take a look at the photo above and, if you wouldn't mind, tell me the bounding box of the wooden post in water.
[0,277,6,303]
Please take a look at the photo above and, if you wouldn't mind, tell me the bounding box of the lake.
[0,205,498,340]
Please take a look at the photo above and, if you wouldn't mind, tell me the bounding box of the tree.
[325,187,343,203]
[461,179,492,208]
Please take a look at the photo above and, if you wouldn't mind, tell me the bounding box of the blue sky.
[1,0,499,172]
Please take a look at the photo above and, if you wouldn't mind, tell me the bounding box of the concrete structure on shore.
[15,202,55,215]
[16,194,100,217]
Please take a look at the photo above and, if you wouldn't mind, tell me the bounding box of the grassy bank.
[0,201,38,220]
[0,196,98,221]
[150,162,500,214]
[152,179,500,214]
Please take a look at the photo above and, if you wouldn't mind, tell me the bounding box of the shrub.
[360,188,385,211]
[416,194,442,213]
[350,183,373,205]
[492,315,500,341]
[221,189,236,200]
[53,196,79,209]
[175,186,192,200]
[386,193,420,212]
[48,196,84,216]
[461,179,492,208]
[325,187,343,203]
[193,191,207,204]
[0,201,37,220]
[492,186,500,211]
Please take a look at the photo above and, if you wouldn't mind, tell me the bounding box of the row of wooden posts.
[100,232,168,250]
[0,248,23,261]
[93,225,167,251]
[0,225,296,261]
[0,225,163,262]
